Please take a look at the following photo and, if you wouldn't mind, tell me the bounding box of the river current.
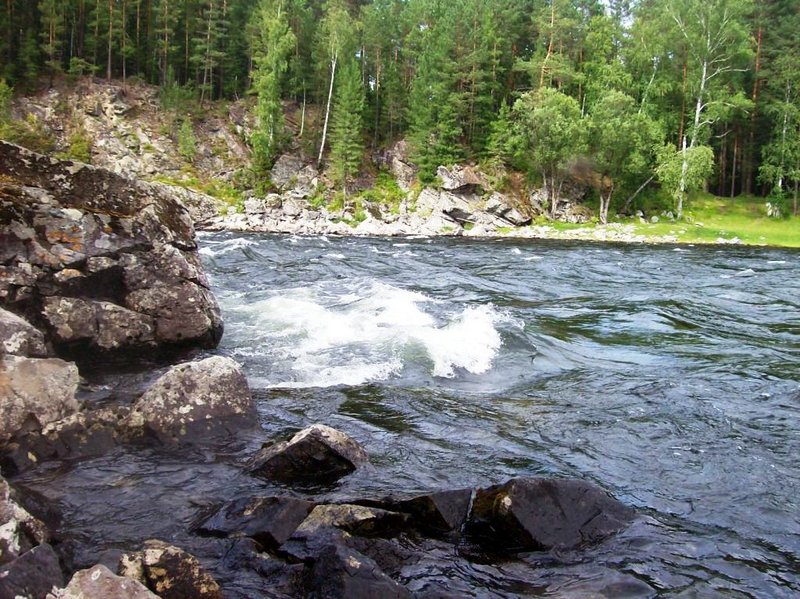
[17,232,800,597]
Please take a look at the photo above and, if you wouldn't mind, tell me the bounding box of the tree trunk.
[730,135,738,199]
[107,0,113,80]
[317,54,337,168]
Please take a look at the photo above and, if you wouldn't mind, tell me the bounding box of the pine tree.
[329,59,365,195]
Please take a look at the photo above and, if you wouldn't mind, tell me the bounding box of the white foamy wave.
[199,237,259,257]
[227,282,507,387]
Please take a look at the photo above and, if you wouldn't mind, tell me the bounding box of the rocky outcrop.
[248,424,369,485]
[49,564,159,599]
[0,355,79,446]
[0,476,49,566]
[466,477,636,552]
[436,165,485,192]
[128,356,255,444]
[0,141,223,363]
[0,543,64,599]
[0,308,49,357]
[119,540,223,599]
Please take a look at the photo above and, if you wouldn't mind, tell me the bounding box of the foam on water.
[224,281,506,387]
[199,237,259,257]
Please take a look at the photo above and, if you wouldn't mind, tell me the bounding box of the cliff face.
[0,141,223,364]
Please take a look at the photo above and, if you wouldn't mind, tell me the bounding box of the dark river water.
[16,233,800,597]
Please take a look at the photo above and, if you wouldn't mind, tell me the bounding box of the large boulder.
[119,540,223,599]
[249,424,369,485]
[49,564,159,599]
[0,308,49,357]
[128,356,255,444]
[466,477,635,552]
[0,141,223,363]
[436,165,484,192]
[484,192,531,226]
[0,355,79,446]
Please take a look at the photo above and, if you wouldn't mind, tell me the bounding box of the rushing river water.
[15,232,800,597]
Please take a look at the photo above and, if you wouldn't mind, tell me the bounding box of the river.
[16,232,800,597]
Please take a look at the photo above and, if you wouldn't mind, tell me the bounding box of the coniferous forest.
[1,0,800,219]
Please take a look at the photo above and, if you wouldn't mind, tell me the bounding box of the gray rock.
[0,355,79,446]
[484,192,531,226]
[0,543,64,599]
[119,540,223,599]
[436,165,484,192]
[149,182,221,225]
[394,489,473,536]
[249,424,369,485]
[129,356,255,444]
[48,564,159,599]
[0,309,49,357]
[297,504,408,538]
[270,153,306,190]
[466,477,635,552]
[0,476,49,566]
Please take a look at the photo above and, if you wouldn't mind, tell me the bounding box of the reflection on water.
[14,234,800,597]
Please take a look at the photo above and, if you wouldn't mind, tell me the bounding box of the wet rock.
[0,309,49,357]
[0,476,49,566]
[304,543,413,599]
[2,407,128,474]
[196,496,314,549]
[436,165,484,192]
[466,477,635,552]
[249,424,369,484]
[298,504,408,538]
[484,192,531,226]
[0,543,64,599]
[129,356,255,444]
[49,564,159,599]
[393,488,473,536]
[119,540,223,599]
[0,355,79,446]
[0,141,223,363]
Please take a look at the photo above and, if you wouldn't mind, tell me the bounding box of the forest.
[1,0,799,220]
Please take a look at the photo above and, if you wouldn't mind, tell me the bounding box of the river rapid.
[16,233,800,597]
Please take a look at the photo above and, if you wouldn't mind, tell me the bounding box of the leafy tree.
[656,142,714,215]
[329,59,365,194]
[512,87,587,218]
[589,90,661,223]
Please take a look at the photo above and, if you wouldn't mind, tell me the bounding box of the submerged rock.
[119,540,223,599]
[466,477,635,552]
[128,356,255,444]
[49,564,159,599]
[392,488,473,536]
[0,308,49,357]
[0,141,223,364]
[248,424,369,485]
[0,355,79,445]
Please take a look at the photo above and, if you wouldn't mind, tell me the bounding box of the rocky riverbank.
[0,143,641,597]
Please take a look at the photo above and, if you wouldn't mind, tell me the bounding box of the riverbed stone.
[119,540,223,599]
[49,564,159,599]
[0,543,64,599]
[466,477,635,552]
[0,355,79,446]
[196,496,315,549]
[128,356,255,444]
[393,488,473,536]
[0,309,49,358]
[248,424,369,484]
[304,543,413,599]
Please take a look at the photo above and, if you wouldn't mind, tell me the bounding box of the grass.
[626,193,800,248]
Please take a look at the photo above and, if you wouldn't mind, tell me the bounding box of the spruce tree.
[329,59,365,195]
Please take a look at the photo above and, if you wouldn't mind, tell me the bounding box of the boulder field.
[0,144,636,598]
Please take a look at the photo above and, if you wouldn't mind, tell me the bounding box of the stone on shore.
[0,308,49,358]
[0,476,49,566]
[49,564,159,599]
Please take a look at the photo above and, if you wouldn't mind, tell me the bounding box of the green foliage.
[0,80,12,123]
[329,60,365,193]
[358,170,405,213]
[177,117,197,162]
[56,124,93,163]
[656,143,715,216]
